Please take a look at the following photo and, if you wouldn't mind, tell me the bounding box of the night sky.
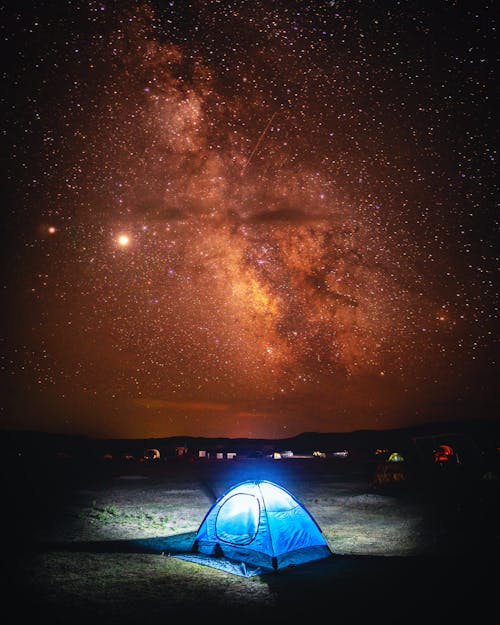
[1,1,498,439]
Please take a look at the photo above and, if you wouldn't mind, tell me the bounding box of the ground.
[3,454,499,623]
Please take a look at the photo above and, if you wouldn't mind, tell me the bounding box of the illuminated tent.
[433,444,456,463]
[388,451,405,462]
[176,480,332,576]
[373,451,409,487]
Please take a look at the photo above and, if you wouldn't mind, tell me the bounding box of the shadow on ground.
[263,551,496,620]
[19,533,497,621]
[31,532,197,555]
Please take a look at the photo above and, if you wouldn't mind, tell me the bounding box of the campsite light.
[313,451,326,458]
[332,450,349,458]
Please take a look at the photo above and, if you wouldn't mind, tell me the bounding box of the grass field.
[3,455,499,623]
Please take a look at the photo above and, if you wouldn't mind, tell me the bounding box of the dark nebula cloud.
[1,0,497,438]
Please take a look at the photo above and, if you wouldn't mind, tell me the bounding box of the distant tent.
[388,451,405,462]
[412,432,482,469]
[176,480,332,576]
[143,448,160,460]
[373,451,409,487]
[433,444,456,464]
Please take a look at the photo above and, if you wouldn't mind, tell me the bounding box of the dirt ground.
[3,455,499,623]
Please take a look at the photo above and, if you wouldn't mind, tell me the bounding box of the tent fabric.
[174,552,267,577]
[187,479,332,576]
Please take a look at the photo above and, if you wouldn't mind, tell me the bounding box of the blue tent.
[176,480,332,576]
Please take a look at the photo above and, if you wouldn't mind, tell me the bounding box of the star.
[117,234,130,247]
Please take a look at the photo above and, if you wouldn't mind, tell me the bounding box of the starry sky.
[1,0,498,439]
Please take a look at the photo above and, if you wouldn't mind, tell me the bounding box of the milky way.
[2,1,497,438]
